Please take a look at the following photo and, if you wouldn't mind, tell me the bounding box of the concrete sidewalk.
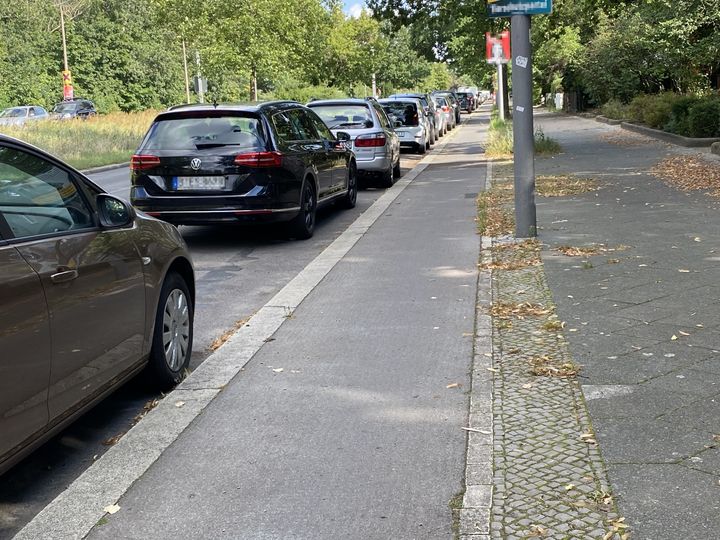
[69,117,489,539]
[533,113,720,539]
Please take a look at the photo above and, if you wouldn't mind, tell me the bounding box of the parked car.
[307,97,400,187]
[432,95,454,132]
[456,91,475,113]
[0,134,195,476]
[130,101,357,239]
[0,106,49,126]
[379,97,429,155]
[432,91,462,124]
[388,93,440,145]
[50,98,97,120]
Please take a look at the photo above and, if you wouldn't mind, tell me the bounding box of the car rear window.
[141,114,266,151]
[309,105,373,129]
[380,102,419,127]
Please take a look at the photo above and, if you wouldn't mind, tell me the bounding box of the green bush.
[664,95,699,136]
[626,93,675,129]
[687,98,720,138]
[600,99,629,120]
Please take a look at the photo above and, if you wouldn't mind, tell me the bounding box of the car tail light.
[355,133,386,148]
[234,151,283,167]
[130,154,161,171]
[442,106,449,112]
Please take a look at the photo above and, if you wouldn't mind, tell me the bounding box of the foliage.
[599,100,629,120]
[687,98,720,138]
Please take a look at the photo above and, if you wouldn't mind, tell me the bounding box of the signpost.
[486,31,510,121]
[487,0,552,238]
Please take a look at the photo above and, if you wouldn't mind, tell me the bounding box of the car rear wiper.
[331,122,366,128]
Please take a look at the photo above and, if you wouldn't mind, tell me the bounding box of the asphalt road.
[0,149,430,538]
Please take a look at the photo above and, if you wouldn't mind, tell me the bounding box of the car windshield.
[0,108,27,118]
[52,102,79,113]
[142,115,266,151]
[381,102,419,127]
[310,105,373,129]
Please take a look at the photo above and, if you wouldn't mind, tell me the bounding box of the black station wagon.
[130,101,358,239]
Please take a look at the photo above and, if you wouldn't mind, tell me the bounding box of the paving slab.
[534,112,720,539]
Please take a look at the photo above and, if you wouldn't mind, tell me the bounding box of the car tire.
[148,272,193,390]
[393,158,402,179]
[341,161,358,208]
[417,141,426,155]
[288,179,316,239]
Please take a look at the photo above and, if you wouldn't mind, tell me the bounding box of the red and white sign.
[486,31,510,64]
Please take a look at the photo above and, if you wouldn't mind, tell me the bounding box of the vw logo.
[190,158,202,170]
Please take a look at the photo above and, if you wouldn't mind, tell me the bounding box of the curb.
[620,121,720,147]
[13,118,469,540]
[712,142,720,156]
[80,162,130,175]
[458,158,494,539]
[594,115,622,126]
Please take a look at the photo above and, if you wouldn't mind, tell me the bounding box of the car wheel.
[288,179,316,239]
[341,161,357,208]
[392,158,402,179]
[417,141,426,155]
[148,272,193,390]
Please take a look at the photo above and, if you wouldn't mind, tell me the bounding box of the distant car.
[432,95,454,132]
[432,91,462,124]
[0,106,49,126]
[456,92,475,113]
[50,99,97,120]
[307,97,401,187]
[0,133,195,476]
[379,97,429,155]
[388,93,440,145]
[130,101,358,239]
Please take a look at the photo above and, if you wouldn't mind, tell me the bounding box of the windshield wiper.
[194,142,245,149]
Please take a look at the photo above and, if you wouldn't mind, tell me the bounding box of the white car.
[379,98,430,155]
[0,106,49,126]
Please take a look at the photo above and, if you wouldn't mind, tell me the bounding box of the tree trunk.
[250,65,258,101]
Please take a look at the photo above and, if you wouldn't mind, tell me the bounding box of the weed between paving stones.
[477,161,628,539]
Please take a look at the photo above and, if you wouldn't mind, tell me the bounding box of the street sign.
[62,70,73,100]
[486,31,510,64]
[487,0,552,18]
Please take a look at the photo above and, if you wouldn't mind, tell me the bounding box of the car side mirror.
[336,131,351,142]
[97,194,135,228]
[394,120,402,128]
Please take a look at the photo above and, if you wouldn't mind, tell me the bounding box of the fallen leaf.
[695,237,702,242]
[272,368,284,373]
[104,504,120,515]
[522,383,533,389]
[678,269,691,273]
[174,401,185,408]
[486,367,498,372]
[679,330,690,336]
[565,484,575,491]
[446,383,460,389]
[671,334,678,341]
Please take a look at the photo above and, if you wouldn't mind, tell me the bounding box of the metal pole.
[195,50,204,104]
[182,40,190,104]
[501,63,510,119]
[496,63,505,121]
[511,14,536,238]
[59,5,69,72]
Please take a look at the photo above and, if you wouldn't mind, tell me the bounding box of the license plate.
[397,131,407,137]
[173,176,227,191]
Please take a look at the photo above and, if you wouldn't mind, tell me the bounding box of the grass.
[0,110,158,169]
[484,115,562,157]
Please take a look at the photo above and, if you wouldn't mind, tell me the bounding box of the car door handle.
[51,269,79,284]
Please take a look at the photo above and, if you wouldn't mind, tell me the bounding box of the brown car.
[0,135,195,475]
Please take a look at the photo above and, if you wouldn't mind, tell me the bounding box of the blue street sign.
[487,0,552,17]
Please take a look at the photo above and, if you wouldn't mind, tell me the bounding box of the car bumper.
[355,154,392,173]
[131,188,301,225]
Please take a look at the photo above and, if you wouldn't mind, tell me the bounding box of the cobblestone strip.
[477,163,626,539]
